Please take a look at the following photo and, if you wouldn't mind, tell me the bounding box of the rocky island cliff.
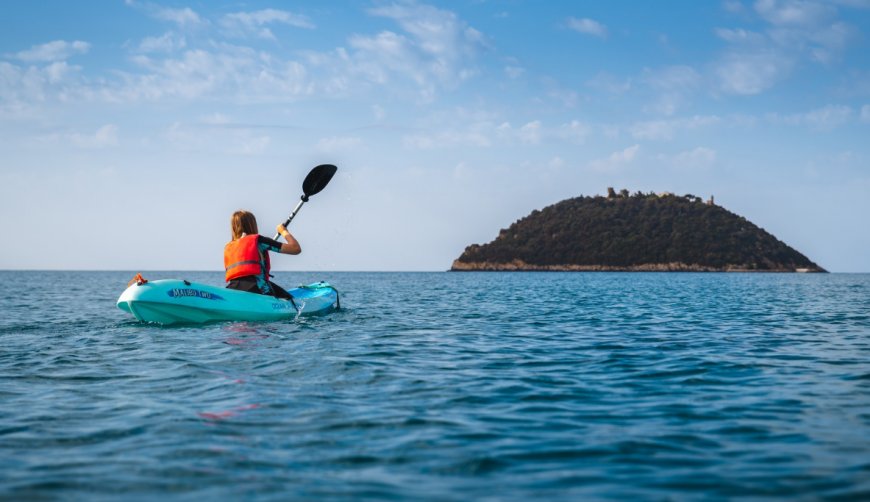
[452,190,825,272]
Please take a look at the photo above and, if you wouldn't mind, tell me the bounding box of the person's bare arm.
[276,224,301,254]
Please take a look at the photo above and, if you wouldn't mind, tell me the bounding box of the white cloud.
[723,1,746,14]
[154,6,203,27]
[556,120,591,144]
[403,112,561,151]
[715,50,792,95]
[370,4,484,71]
[754,0,835,26]
[70,124,119,149]
[715,28,765,44]
[233,136,271,155]
[541,77,579,107]
[347,31,418,85]
[642,65,702,115]
[46,61,78,84]
[13,40,90,62]
[165,121,270,154]
[504,65,525,79]
[165,121,192,143]
[771,104,853,129]
[452,161,470,180]
[799,104,852,128]
[403,128,491,150]
[199,113,231,125]
[629,115,720,140]
[803,22,852,63]
[713,0,856,94]
[3,4,483,108]
[111,46,312,103]
[108,14,470,106]
[0,60,87,117]
[589,144,640,171]
[486,119,590,146]
[550,89,579,108]
[662,147,717,170]
[566,17,608,38]
[24,125,117,149]
[643,66,701,91]
[586,72,632,94]
[123,50,229,99]
[833,0,870,7]
[403,108,500,150]
[599,125,620,139]
[315,136,363,152]
[310,3,485,101]
[519,120,541,144]
[369,3,486,56]
[493,120,550,145]
[221,9,314,40]
[125,1,203,27]
[137,32,186,53]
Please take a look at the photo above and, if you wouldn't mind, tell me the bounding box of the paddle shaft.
[274,197,307,240]
[272,163,337,241]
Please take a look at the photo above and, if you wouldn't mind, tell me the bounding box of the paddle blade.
[302,164,337,197]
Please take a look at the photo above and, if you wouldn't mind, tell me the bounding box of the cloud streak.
[589,144,640,171]
[220,9,315,39]
[71,124,119,149]
[1,3,492,109]
[769,104,854,129]
[629,115,721,141]
[713,0,857,95]
[660,147,717,170]
[352,2,486,98]
[12,40,90,62]
[715,50,792,95]
[567,17,608,38]
[136,32,186,53]
[152,5,203,27]
[641,65,702,115]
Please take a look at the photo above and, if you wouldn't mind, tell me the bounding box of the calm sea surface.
[1,271,868,500]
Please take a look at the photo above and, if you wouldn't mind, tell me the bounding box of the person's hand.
[276,224,289,237]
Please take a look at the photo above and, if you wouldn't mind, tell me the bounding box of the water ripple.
[0,271,868,500]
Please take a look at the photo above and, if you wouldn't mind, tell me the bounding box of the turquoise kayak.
[117,278,339,325]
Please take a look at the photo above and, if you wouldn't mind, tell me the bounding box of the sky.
[1,0,869,272]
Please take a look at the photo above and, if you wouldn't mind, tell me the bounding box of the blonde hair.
[230,210,258,240]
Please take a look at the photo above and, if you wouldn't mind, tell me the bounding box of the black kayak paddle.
[273,163,337,240]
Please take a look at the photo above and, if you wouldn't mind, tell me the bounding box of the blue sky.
[1,0,869,272]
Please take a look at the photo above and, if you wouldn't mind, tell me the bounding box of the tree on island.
[452,190,825,272]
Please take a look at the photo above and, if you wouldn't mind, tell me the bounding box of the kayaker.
[224,210,300,299]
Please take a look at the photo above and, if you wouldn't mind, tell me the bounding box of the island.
[451,189,826,272]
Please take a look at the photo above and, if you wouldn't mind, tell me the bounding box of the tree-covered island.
[451,189,826,272]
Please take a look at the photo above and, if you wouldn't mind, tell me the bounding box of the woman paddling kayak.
[224,210,300,299]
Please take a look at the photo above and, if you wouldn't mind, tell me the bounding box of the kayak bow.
[117,279,339,325]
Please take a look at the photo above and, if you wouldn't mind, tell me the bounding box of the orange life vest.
[224,234,271,282]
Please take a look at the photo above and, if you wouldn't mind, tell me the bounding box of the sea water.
[1,271,868,500]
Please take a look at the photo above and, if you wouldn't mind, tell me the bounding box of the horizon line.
[1,269,867,274]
